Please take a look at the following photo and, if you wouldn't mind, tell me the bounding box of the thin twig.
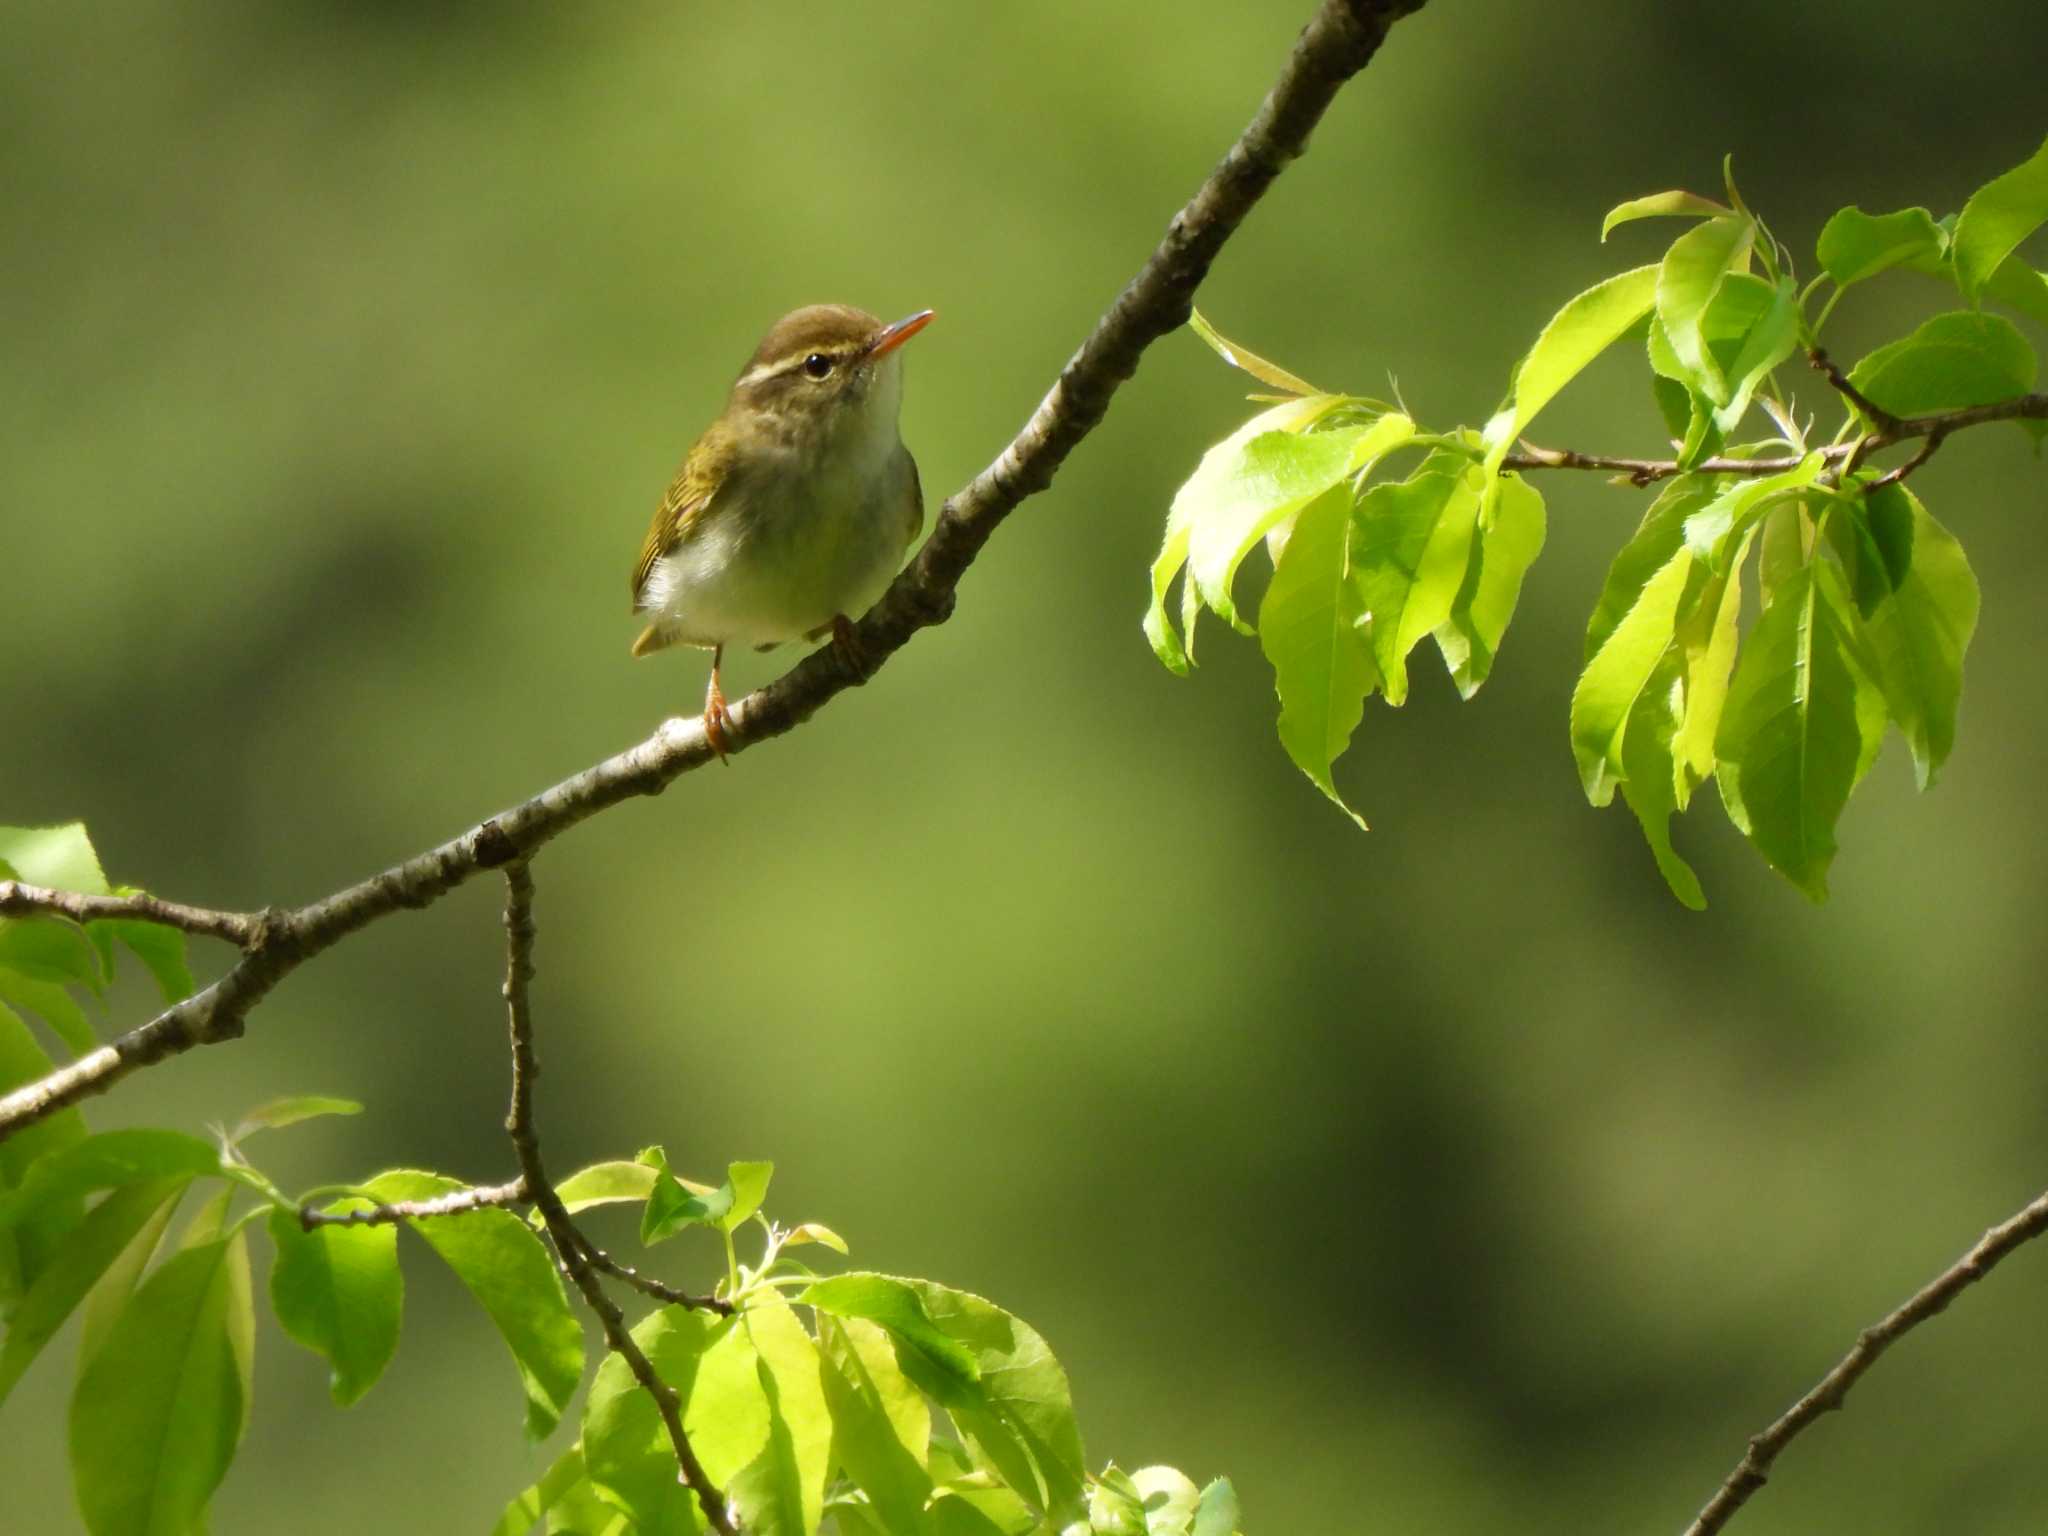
[299,1176,529,1230]
[497,861,734,1536]
[0,880,261,946]
[0,0,1424,1144]
[1809,346,1902,432]
[574,1232,731,1316]
[1505,392,2048,486]
[1684,1186,2048,1536]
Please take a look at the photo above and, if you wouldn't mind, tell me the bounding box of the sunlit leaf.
[232,1095,362,1141]
[0,970,96,1055]
[1979,253,2048,327]
[1188,309,1324,395]
[267,1199,402,1407]
[491,1442,591,1536]
[728,1291,833,1536]
[89,915,195,1006]
[1682,454,1826,568]
[363,1169,582,1438]
[1617,647,1707,910]
[1193,1477,1242,1536]
[554,1159,659,1215]
[1712,274,1800,431]
[1816,205,1946,286]
[1571,540,1693,806]
[1846,310,2036,420]
[1351,458,1481,706]
[1953,132,2048,300]
[784,1221,848,1253]
[802,1271,980,1386]
[1601,189,1729,242]
[0,824,110,896]
[1434,470,1546,699]
[817,1314,934,1535]
[1656,215,1756,403]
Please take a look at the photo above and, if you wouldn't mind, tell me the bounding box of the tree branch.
[0,0,1425,1144]
[298,1176,529,1229]
[0,880,261,946]
[1684,1185,2048,1536]
[498,861,734,1536]
[1505,392,2048,487]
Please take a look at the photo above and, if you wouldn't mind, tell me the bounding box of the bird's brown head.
[728,304,935,419]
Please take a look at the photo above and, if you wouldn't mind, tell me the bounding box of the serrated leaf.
[1816,205,1946,286]
[267,1199,402,1406]
[1145,394,1344,672]
[69,1230,253,1536]
[1853,482,1979,787]
[1257,485,1379,827]
[1601,189,1729,242]
[231,1094,362,1141]
[1953,133,2048,300]
[728,1291,833,1536]
[1434,470,1546,698]
[1656,216,1756,403]
[0,1175,189,1406]
[1716,557,1887,899]
[1351,459,1481,706]
[1847,311,2036,420]
[1480,265,1660,508]
[1188,309,1323,395]
[363,1169,582,1438]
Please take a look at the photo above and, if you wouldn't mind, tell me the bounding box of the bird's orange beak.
[866,309,935,360]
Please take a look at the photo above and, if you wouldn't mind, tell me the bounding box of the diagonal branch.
[498,861,735,1536]
[0,0,1426,1144]
[1683,1185,2048,1536]
[0,880,261,946]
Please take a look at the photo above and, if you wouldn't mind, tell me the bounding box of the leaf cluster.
[1148,139,2048,903]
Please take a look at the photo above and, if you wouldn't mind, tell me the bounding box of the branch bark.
[0,0,1425,1143]
[1684,1185,2048,1536]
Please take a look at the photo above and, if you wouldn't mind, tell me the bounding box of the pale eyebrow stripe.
[733,345,861,391]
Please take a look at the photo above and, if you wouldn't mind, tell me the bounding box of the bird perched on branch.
[630,304,934,756]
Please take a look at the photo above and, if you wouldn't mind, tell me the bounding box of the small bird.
[630,303,934,756]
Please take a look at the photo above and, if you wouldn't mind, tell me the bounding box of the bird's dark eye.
[803,353,833,379]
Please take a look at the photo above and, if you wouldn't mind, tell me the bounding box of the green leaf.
[1192,1477,1241,1536]
[1816,206,1946,286]
[69,1230,254,1536]
[363,1169,582,1438]
[266,1199,402,1406]
[0,917,102,991]
[90,917,196,1006]
[640,1151,759,1245]
[555,1159,660,1215]
[1601,189,1729,242]
[1480,265,1660,506]
[1711,275,1800,431]
[231,1094,362,1141]
[77,1174,183,1368]
[1852,482,1980,787]
[1257,485,1379,827]
[492,1442,592,1536]
[1571,539,1693,806]
[721,1159,774,1233]
[1145,394,1344,672]
[1682,454,1827,568]
[0,1175,189,1406]
[1846,311,2037,419]
[1188,309,1324,396]
[0,824,110,895]
[728,1291,834,1536]
[1617,647,1708,910]
[1434,470,1546,699]
[817,1314,935,1536]
[1979,253,2048,327]
[1129,1467,1203,1536]
[802,1272,981,1386]
[1656,216,1756,403]
[0,1127,220,1235]
[0,969,96,1055]
[1716,556,1887,899]
[1351,459,1481,706]
[784,1221,848,1253]
[1953,133,2048,300]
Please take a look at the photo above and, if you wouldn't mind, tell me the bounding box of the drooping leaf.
[0,1175,189,1406]
[0,969,96,1055]
[1600,189,1730,242]
[1434,470,1547,698]
[1145,394,1345,672]
[1656,215,1757,403]
[727,1291,834,1536]
[1851,482,1980,787]
[0,918,102,992]
[583,1308,724,1536]
[1716,556,1888,899]
[77,1174,183,1368]
[69,1230,254,1536]
[267,1199,402,1407]
[1953,133,2048,300]
[1187,309,1324,396]
[1571,541,1694,806]
[89,916,196,1005]
[1257,485,1379,827]
[1711,274,1800,431]
[1816,205,1946,286]
[0,1127,220,1235]
[1846,311,2037,420]
[1351,459,1481,706]
[231,1095,362,1141]
[817,1314,935,1536]
[1979,253,2048,327]
[363,1169,582,1438]
[783,1222,848,1253]
[1617,647,1708,910]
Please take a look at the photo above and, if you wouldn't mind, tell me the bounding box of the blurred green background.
[5,1,2047,1531]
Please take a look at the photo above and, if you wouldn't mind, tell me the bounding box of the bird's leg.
[702,645,733,762]
[828,614,871,683]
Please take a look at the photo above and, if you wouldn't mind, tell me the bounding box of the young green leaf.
[231,1094,363,1141]
[802,1271,981,1386]
[0,1175,189,1406]
[491,1442,593,1536]
[1851,482,1980,788]
[728,1292,834,1536]
[1617,647,1708,910]
[1188,309,1324,396]
[1571,541,1693,806]
[1434,470,1547,699]
[0,969,96,1055]
[554,1159,660,1215]
[1351,459,1482,706]
[89,915,196,1005]
[0,1126,218,1236]
[583,1308,725,1535]
[1711,275,1800,432]
[1131,1466,1204,1536]
[1979,253,2048,327]
[721,1159,774,1233]
[1600,189,1729,242]
[1682,454,1826,568]
[267,1199,402,1407]
[1257,485,1379,827]
[817,1314,935,1535]
[0,823,111,896]
[1815,206,1946,287]
[1846,310,2037,420]
[784,1221,848,1253]
[362,1169,582,1438]
[640,1155,753,1245]
[1656,215,1757,403]
[1953,133,2048,300]
[1193,1477,1242,1536]
[1715,556,1888,899]
[0,918,102,992]
[1145,394,1344,673]
[69,1230,254,1536]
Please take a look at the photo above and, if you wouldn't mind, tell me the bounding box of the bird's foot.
[703,670,734,764]
[829,614,871,683]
